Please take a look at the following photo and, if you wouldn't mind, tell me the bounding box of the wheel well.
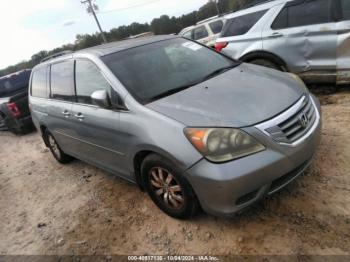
[239,51,288,71]
[133,150,153,190]
[40,125,49,147]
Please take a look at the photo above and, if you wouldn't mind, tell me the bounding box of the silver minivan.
[215,0,350,85]
[29,36,321,219]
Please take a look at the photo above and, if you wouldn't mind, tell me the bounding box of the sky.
[0,0,208,70]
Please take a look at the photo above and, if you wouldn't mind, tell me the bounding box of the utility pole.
[214,0,220,15]
[81,0,107,43]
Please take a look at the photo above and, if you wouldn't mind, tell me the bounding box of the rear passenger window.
[340,0,350,20]
[75,60,111,105]
[31,68,47,98]
[222,10,267,37]
[193,26,209,40]
[209,20,224,34]
[272,0,334,29]
[50,61,75,102]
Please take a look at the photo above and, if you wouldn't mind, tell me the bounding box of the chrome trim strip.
[256,95,320,147]
[54,130,125,156]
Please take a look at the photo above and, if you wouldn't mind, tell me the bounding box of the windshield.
[102,38,239,104]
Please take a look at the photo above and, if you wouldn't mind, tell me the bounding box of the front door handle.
[62,110,70,118]
[268,32,284,38]
[74,113,85,121]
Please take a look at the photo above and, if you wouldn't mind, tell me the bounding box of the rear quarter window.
[209,20,224,34]
[31,68,47,98]
[50,61,75,102]
[193,26,209,40]
[221,10,267,37]
[182,30,193,39]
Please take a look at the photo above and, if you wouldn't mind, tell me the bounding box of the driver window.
[75,59,111,105]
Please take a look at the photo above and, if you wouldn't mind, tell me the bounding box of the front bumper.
[185,96,322,217]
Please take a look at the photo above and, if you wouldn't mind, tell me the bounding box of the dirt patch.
[1,90,350,255]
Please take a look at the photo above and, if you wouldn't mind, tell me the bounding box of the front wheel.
[141,154,199,219]
[44,130,74,164]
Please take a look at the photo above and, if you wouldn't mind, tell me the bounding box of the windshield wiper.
[146,64,238,103]
[200,64,237,82]
[148,80,202,102]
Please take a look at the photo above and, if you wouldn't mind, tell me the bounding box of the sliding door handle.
[62,110,70,118]
[74,113,85,121]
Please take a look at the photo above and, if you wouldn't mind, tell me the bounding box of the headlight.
[184,128,265,163]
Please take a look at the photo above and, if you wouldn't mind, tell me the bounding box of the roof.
[76,34,176,57]
[224,0,289,19]
[37,35,178,67]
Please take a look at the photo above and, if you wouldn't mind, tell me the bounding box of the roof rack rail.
[41,50,73,63]
[196,15,220,25]
[241,0,276,10]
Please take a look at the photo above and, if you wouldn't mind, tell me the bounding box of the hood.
[146,63,305,127]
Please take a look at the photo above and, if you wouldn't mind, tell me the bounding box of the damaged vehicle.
[215,0,350,85]
[29,36,321,219]
[0,69,33,134]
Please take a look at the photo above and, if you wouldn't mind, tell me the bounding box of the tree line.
[0,0,261,77]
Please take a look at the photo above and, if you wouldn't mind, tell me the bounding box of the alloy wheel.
[149,167,184,210]
[48,134,61,159]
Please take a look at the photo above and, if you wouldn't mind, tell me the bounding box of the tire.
[141,154,199,219]
[0,112,8,131]
[8,124,34,135]
[249,58,283,71]
[44,130,74,164]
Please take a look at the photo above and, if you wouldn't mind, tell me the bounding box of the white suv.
[215,0,350,85]
[179,16,226,48]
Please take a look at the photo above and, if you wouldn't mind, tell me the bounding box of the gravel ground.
[0,89,350,255]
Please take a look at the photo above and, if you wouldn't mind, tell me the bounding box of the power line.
[99,0,162,14]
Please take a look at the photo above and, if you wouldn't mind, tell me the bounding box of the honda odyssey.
[29,36,321,218]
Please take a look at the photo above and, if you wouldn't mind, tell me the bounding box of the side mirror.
[91,90,111,109]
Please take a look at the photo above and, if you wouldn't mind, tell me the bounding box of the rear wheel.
[249,58,283,71]
[141,154,199,219]
[44,130,74,164]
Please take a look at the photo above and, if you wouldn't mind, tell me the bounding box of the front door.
[70,59,128,176]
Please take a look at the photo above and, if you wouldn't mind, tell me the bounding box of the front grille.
[265,95,316,144]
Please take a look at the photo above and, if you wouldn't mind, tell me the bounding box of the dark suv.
[0,69,33,134]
